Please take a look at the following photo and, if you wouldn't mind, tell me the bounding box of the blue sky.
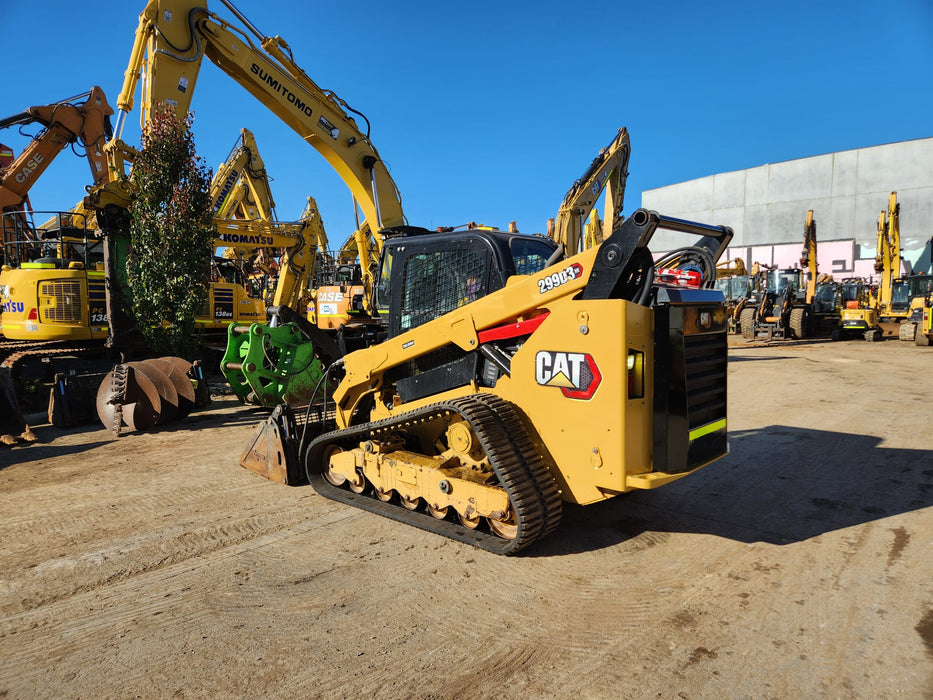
[2,1,931,242]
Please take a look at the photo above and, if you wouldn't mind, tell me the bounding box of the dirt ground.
[1,337,931,698]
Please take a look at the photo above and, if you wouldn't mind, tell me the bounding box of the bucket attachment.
[96,357,199,435]
[48,372,109,428]
[238,403,304,484]
[220,322,327,406]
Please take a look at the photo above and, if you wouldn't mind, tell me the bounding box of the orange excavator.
[0,87,113,255]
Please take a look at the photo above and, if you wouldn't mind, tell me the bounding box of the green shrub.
[127,107,215,357]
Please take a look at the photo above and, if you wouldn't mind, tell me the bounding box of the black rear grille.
[684,333,727,428]
[652,299,729,474]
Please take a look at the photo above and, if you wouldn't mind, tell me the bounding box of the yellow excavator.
[869,192,913,338]
[798,210,848,339]
[90,0,411,404]
[548,128,630,255]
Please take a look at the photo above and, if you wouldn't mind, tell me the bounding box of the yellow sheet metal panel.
[495,299,653,505]
[0,268,94,341]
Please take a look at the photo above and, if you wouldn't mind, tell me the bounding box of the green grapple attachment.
[221,321,327,405]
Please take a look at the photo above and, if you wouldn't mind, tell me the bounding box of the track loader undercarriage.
[305,393,563,554]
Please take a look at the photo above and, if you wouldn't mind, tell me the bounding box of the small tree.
[127,107,215,356]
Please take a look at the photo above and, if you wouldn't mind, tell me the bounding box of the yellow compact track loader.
[256,209,733,554]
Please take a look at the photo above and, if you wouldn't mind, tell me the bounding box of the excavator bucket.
[49,372,110,428]
[238,403,303,484]
[96,357,198,435]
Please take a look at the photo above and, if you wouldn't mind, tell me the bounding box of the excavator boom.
[108,0,405,243]
[800,209,818,303]
[551,128,630,254]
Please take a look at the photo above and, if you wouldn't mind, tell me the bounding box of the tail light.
[656,268,702,288]
[627,350,644,399]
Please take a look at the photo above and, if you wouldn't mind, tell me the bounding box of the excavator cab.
[0,210,109,342]
[890,279,911,313]
[839,281,862,308]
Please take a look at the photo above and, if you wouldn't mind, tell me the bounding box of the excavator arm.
[873,192,900,314]
[298,195,329,258]
[211,128,277,221]
[715,258,747,278]
[800,209,817,303]
[109,0,405,245]
[551,128,630,254]
[207,128,329,312]
[0,87,113,212]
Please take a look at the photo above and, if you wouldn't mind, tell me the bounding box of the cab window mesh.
[399,248,486,333]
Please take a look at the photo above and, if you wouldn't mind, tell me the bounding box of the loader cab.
[375,229,558,339]
[813,281,838,314]
[766,269,801,296]
[905,274,933,302]
[714,274,751,302]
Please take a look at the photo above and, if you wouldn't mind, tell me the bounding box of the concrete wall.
[642,137,933,278]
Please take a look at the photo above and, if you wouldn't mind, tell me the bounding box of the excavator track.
[0,339,103,372]
[304,393,562,555]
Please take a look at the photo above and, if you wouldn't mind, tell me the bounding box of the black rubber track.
[304,393,562,555]
[0,339,100,371]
